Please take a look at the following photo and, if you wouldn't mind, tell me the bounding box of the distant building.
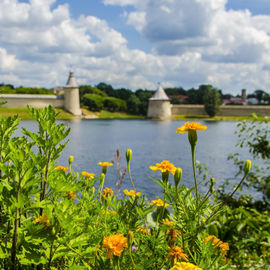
[222,89,248,105]
[147,84,171,119]
[0,71,82,116]
[63,71,82,116]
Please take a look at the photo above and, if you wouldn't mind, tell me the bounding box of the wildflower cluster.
[0,107,252,270]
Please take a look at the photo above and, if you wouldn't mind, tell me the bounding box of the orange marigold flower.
[123,189,141,197]
[81,171,95,179]
[162,218,176,226]
[102,187,114,197]
[205,235,229,255]
[136,227,151,235]
[149,160,176,175]
[176,122,207,134]
[33,214,51,227]
[150,198,169,207]
[67,191,76,199]
[168,246,189,264]
[98,162,113,167]
[170,262,203,270]
[55,166,68,172]
[167,229,180,244]
[103,233,128,259]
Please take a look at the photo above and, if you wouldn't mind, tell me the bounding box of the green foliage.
[170,97,182,104]
[164,87,186,96]
[0,85,54,95]
[127,94,141,114]
[135,89,153,115]
[0,107,258,270]
[215,114,270,268]
[219,114,270,206]
[103,97,127,112]
[203,86,222,117]
[213,207,270,269]
[79,85,107,102]
[82,94,105,111]
[0,107,253,269]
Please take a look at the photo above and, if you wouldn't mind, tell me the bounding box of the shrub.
[0,86,54,95]
[79,85,107,103]
[103,96,127,112]
[82,93,104,111]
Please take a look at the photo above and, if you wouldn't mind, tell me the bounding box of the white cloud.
[0,0,270,95]
[0,48,18,70]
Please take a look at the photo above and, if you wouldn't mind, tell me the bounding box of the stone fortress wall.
[0,71,81,116]
[171,104,270,117]
[0,94,64,109]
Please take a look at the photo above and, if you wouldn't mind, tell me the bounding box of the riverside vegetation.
[1,106,267,270]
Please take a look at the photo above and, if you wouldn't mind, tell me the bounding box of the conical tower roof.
[66,71,77,87]
[150,84,169,100]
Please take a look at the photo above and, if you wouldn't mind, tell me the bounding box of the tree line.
[1,82,269,117]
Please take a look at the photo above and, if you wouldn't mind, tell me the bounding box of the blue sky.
[1,0,270,95]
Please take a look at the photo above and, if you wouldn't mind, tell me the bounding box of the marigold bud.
[244,160,251,176]
[210,177,215,193]
[188,130,198,148]
[126,149,132,164]
[174,168,182,187]
[68,155,74,165]
[127,231,134,247]
[100,173,105,184]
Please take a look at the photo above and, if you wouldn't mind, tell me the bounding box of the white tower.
[64,71,81,116]
[147,84,171,119]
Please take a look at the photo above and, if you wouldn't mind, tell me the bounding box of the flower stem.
[129,248,136,270]
[127,162,135,191]
[191,145,198,201]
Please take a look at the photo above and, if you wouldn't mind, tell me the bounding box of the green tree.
[103,97,127,112]
[82,94,104,111]
[127,94,141,114]
[203,86,222,117]
[135,89,154,115]
[79,85,106,103]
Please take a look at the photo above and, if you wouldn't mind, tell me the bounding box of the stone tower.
[64,71,81,116]
[241,89,247,101]
[147,84,171,119]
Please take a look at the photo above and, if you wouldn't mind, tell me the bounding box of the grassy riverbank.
[0,108,74,119]
[0,107,267,120]
[171,114,267,121]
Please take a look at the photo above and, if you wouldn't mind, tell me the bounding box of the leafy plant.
[0,107,252,269]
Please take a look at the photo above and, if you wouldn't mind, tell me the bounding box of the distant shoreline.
[0,107,267,121]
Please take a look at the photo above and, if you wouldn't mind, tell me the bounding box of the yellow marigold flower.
[67,191,76,199]
[150,198,169,207]
[123,189,141,197]
[98,162,113,167]
[170,262,203,270]
[33,214,51,227]
[205,235,229,255]
[176,122,207,134]
[136,227,151,235]
[162,218,176,226]
[55,166,68,172]
[103,233,128,259]
[102,187,114,197]
[149,160,176,175]
[168,246,189,264]
[81,171,95,179]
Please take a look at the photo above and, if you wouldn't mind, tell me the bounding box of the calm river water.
[19,119,251,199]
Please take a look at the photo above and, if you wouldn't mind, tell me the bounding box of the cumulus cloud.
[0,0,270,94]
